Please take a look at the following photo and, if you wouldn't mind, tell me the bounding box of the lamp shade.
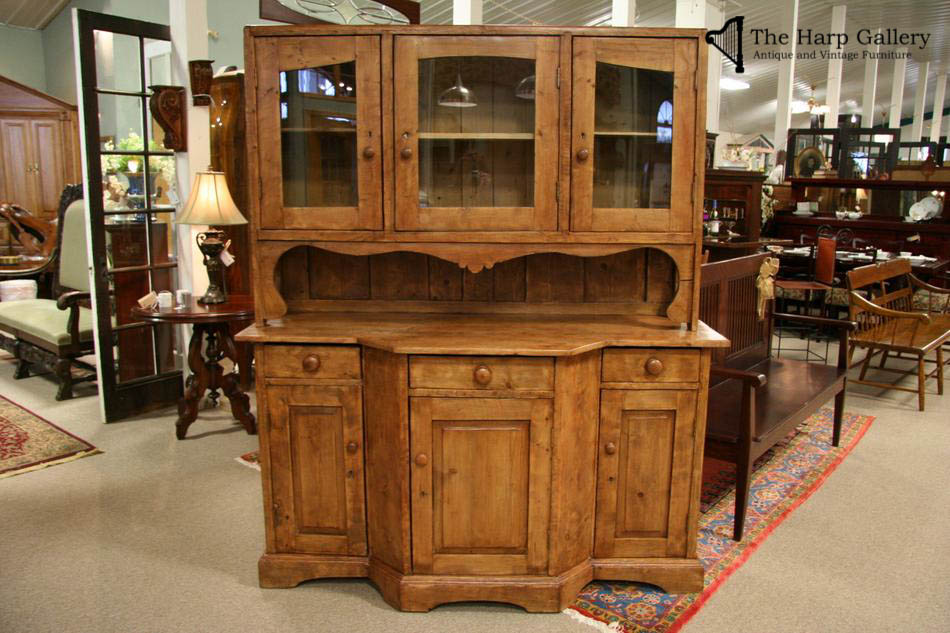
[176,169,247,226]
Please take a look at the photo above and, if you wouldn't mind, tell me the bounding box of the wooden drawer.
[601,349,699,383]
[262,345,361,380]
[409,356,554,391]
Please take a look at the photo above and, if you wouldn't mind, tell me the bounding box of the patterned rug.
[568,409,874,633]
[0,395,101,478]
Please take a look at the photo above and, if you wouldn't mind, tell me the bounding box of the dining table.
[775,246,949,284]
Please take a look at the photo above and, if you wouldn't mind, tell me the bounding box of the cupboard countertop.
[236,312,729,354]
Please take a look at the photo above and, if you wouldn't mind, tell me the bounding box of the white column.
[861,29,880,127]
[611,0,636,26]
[453,0,482,25]
[705,2,722,138]
[774,0,799,150]
[931,74,947,143]
[911,61,930,143]
[888,50,907,129]
[169,0,210,296]
[674,0,704,28]
[824,5,846,128]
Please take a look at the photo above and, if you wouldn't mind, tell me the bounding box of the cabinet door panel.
[1,119,37,211]
[394,36,560,232]
[571,37,697,233]
[31,119,67,214]
[257,36,382,230]
[595,389,697,558]
[411,397,552,575]
[266,384,367,555]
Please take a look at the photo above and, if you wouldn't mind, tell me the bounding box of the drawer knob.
[302,355,321,373]
[576,148,589,162]
[346,441,359,454]
[415,453,428,467]
[645,357,664,376]
[604,442,617,455]
[400,147,413,160]
[362,146,375,159]
[473,365,493,386]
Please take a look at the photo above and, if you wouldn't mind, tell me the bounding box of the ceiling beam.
[911,61,930,143]
[453,0,483,25]
[931,74,947,143]
[889,50,908,129]
[611,0,636,27]
[774,0,799,148]
[824,5,846,128]
[862,29,880,127]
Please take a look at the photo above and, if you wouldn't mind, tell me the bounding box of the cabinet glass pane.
[418,57,535,208]
[593,63,673,209]
[281,63,358,207]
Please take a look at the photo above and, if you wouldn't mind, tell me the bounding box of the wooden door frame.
[571,37,696,233]
[393,35,560,232]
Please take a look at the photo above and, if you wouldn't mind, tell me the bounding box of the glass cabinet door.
[257,36,382,230]
[394,36,559,232]
[571,38,696,233]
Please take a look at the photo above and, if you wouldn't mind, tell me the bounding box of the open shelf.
[417,132,534,140]
[594,131,660,137]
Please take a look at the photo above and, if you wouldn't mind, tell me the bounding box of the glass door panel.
[395,36,559,231]
[257,36,381,230]
[571,38,696,233]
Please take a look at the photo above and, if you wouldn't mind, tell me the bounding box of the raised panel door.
[256,35,382,230]
[571,37,698,233]
[1,119,38,211]
[30,119,68,215]
[410,396,552,575]
[394,35,560,232]
[595,389,697,558]
[266,384,367,555]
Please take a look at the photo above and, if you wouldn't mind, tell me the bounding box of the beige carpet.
[0,345,948,633]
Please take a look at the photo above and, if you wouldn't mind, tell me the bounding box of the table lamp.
[176,168,247,304]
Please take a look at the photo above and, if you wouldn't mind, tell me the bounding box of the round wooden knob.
[302,355,321,373]
[415,453,428,467]
[576,148,589,162]
[362,146,375,159]
[605,442,617,455]
[645,357,664,376]
[346,441,359,454]
[473,365,492,386]
[400,147,413,160]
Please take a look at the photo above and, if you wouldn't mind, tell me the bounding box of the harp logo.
[706,16,745,73]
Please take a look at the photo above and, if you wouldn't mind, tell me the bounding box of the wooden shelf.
[236,312,728,354]
[594,131,659,137]
[417,132,534,140]
[788,177,950,191]
[281,127,356,133]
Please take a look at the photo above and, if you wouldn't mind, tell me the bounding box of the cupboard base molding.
[591,557,704,594]
[258,554,369,588]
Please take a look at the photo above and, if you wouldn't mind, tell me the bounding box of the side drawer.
[409,355,554,391]
[262,345,361,380]
[601,348,699,383]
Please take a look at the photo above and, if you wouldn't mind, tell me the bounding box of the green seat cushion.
[0,298,94,346]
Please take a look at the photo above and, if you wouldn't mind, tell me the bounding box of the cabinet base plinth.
[592,557,704,594]
[258,554,704,609]
[259,553,369,588]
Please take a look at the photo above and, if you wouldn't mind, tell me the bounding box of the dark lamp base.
[196,229,229,305]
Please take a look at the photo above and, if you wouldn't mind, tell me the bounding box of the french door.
[74,10,183,422]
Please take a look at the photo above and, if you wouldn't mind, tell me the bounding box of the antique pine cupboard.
[236,23,728,612]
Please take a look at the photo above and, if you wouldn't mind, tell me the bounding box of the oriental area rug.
[0,395,101,479]
[567,409,874,633]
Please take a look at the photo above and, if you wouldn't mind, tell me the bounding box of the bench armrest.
[710,366,767,387]
[909,274,950,295]
[849,292,931,324]
[56,291,90,348]
[773,312,857,331]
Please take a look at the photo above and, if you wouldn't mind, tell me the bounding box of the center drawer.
[262,345,361,380]
[409,356,554,391]
[601,348,699,383]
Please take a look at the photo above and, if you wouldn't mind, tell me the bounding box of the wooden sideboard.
[237,24,727,612]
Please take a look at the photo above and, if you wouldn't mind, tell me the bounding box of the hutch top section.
[244,25,707,243]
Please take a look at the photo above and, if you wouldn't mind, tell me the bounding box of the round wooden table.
[132,295,256,439]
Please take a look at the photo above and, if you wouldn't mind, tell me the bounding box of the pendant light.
[438,73,477,108]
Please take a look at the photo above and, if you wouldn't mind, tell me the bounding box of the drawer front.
[602,349,699,383]
[409,356,554,391]
[263,345,361,380]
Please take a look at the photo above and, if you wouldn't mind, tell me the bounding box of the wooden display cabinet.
[238,24,727,613]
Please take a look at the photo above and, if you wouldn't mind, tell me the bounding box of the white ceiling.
[0,0,69,29]
[422,0,950,139]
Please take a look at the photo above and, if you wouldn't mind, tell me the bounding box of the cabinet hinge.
[556,66,561,89]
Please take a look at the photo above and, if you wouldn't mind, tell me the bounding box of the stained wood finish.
[261,344,361,380]
[595,388,697,558]
[409,355,554,390]
[602,348,700,383]
[410,396,553,575]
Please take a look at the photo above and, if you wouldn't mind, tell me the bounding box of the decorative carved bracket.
[148,85,187,151]
[188,60,214,106]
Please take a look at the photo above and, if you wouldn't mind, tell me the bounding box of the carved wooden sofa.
[846,258,950,411]
[700,252,855,540]
[0,185,97,400]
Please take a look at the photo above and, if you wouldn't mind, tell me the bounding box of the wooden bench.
[846,258,950,411]
[700,253,855,540]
